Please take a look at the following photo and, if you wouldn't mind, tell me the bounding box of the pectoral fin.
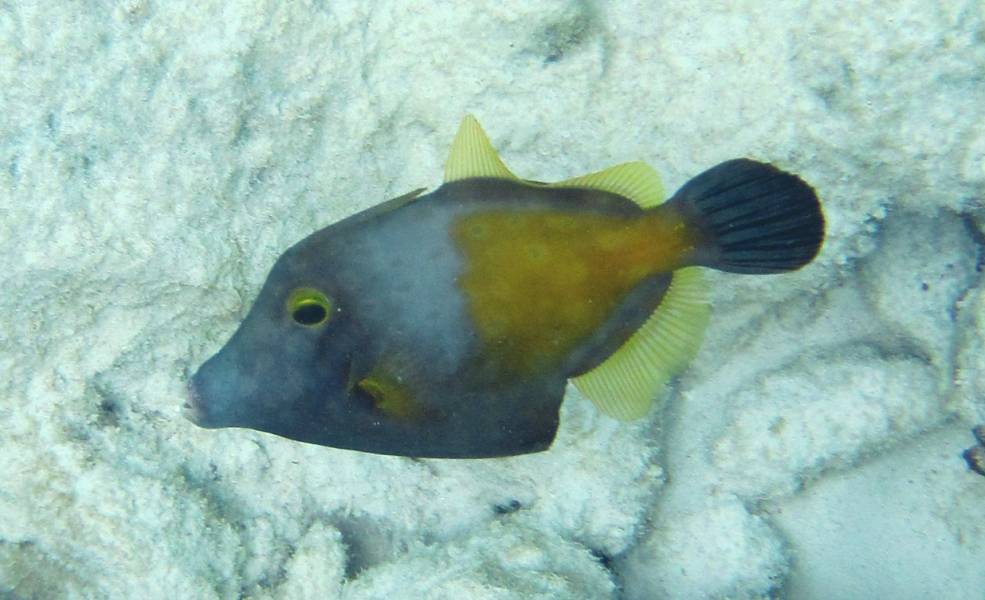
[357,368,426,423]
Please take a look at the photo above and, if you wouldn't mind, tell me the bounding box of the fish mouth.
[183,380,210,427]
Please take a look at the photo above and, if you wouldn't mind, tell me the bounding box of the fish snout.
[183,379,213,428]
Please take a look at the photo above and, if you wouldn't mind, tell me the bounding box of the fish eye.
[286,288,333,327]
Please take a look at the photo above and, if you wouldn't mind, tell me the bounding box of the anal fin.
[572,268,709,420]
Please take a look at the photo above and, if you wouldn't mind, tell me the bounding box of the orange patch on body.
[452,208,697,374]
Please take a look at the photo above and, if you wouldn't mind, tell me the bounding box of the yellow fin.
[358,371,424,422]
[444,115,519,183]
[572,267,709,420]
[551,162,665,208]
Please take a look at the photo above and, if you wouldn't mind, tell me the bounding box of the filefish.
[185,116,824,458]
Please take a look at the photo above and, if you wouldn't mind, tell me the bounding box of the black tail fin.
[670,159,824,274]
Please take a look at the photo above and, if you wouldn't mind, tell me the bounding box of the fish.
[185,115,824,458]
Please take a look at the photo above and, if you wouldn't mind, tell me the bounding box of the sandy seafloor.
[2,1,985,598]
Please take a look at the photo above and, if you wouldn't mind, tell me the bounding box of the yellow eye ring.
[286,288,333,327]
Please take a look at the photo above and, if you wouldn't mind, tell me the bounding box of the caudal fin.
[670,159,824,274]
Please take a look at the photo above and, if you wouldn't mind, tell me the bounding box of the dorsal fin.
[551,162,665,208]
[572,267,709,420]
[444,115,519,183]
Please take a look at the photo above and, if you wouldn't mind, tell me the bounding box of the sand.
[1,1,983,598]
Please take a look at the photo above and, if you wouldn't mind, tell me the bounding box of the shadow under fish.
[185,116,825,458]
